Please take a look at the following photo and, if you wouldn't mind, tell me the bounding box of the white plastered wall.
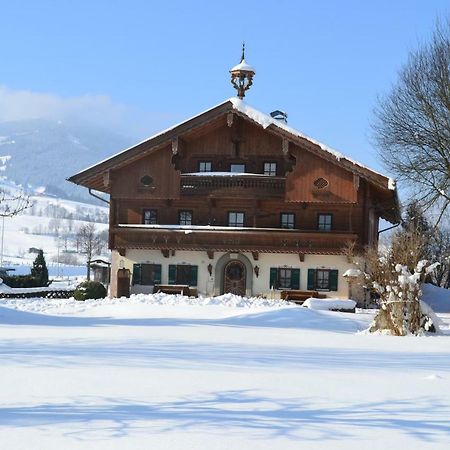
[111,249,361,301]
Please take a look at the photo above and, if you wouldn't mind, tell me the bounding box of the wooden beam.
[207,250,214,260]
[298,253,305,262]
[252,251,259,261]
[117,248,126,257]
[161,249,170,258]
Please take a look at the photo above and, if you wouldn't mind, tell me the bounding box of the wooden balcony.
[112,225,358,255]
[180,173,285,198]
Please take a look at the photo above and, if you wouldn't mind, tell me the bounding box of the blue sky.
[0,0,448,174]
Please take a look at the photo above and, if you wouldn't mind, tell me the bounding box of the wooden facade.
[69,99,400,301]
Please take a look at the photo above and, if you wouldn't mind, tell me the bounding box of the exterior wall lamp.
[207,263,213,276]
[254,265,259,278]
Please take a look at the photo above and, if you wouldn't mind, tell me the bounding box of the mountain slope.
[0,119,133,201]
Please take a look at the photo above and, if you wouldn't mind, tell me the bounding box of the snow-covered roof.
[228,98,396,190]
[69,97,397,198]
[230,59,255,73]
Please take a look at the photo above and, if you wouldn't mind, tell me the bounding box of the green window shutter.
[329,270,339,291]
[132,264,141,285]
[168,265,177,284]
[269,267,278,289]
[307,269,316,290]
[291,269,300,290]
[190,265,198,286]
[153,264,162,284]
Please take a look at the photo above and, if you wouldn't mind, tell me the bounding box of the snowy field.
[0,294,449,450]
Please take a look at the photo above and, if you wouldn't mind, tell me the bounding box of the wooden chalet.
[69,50,400,303]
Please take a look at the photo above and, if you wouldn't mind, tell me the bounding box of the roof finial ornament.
[230,44,255,99]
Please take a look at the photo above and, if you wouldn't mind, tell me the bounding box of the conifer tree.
[31,249,49,286]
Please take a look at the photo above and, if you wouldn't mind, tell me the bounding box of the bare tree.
[76,223,103,280]
[0,189,32,218]
[372,20,450,224]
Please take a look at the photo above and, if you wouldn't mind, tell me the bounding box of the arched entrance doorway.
[223,260,246,296]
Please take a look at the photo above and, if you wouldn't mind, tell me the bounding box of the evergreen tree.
[31,249,49,286]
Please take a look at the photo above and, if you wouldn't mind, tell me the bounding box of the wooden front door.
[223,260,246,296]
[117,268,130,298]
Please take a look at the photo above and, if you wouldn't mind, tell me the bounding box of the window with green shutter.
[189,265,198,286]
[307,269,316,290]
[291,269,300,290]
[329,270,338,291]
[168,265,176,284]
[269,267,278,289]
[133,263,161,285]
[132,264,141,285]
[269,267,300,290]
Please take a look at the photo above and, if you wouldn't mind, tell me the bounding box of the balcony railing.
[180,173,285,197]
[112,225,358,255]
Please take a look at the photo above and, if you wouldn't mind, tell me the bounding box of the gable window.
[263,162,277,176]
[198,161,212,172]
[307,268,339,291]
[281,213,295,229]
[228,211,245,227]
[179,210,192,225]
[318,214,332,231]
[143,209,157,224]
[269,267,300,290]
[132,263,162,285]
[230,163,245,173]
[168,264,198,286]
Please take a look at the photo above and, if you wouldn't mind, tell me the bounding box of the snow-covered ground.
[0,294,449,449]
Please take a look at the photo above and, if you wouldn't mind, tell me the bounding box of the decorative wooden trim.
[251,251,259,261]
[227,112,234,127]
[172,137,178,155]
[161,249,170,258]
[207,250,214,260]
[299,253,305,262]
[282,138,289,155]
[102,171,110,188]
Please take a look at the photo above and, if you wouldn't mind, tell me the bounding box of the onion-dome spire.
[230,43,255,99]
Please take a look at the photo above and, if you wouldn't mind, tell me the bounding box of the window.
[132,263,161,285]
[263,162,277,176]
[179,210,192,225]
[316,269,330,290]
[168,264,198,286]
[281,213,295,229]
[143,209,157,224]
[140,175,153,187]
[307,268,339,291]
[270,267,300,290]
[314,177,329,189]
[198,161,212,172]
[318,214,332,231]
[230,163,245,173]
[228,211,245,227]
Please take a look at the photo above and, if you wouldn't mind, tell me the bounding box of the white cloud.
[0,86,177,138]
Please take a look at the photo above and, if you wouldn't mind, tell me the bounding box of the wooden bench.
[153,284,190,295]
[280,290,326,304]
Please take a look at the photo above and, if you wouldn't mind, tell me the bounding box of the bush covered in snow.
[73,280,107,301]
[361,228,441,335]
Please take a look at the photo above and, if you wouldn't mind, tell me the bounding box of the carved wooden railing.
[112,225,358,255]
[180,174,285,197]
